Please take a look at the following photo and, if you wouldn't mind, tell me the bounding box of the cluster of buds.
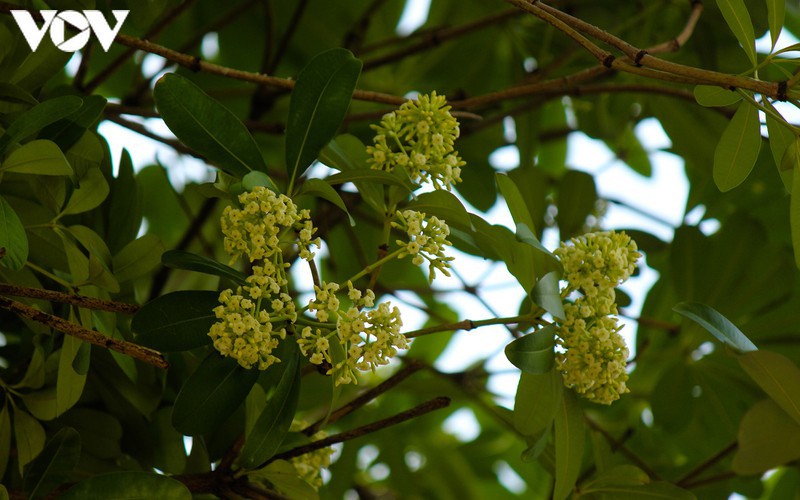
[367,91,465,190]
[220,186,320,264]
[299,281,407,386]
[289,421,334,489]
[210,187,318,369]
[553,231,641,404]
[393,209,454,283]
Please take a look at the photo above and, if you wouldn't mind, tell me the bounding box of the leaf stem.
[403,313,543,339]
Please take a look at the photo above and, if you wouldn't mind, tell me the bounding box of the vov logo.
[12,10,129,53]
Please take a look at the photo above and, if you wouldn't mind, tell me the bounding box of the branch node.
[602,54,616,68]
[634,50,648,66]
[190,56,202,72]
[777,81,788,101]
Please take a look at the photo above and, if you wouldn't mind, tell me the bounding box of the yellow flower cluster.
[220,186,319,264]
[289,421,334,489]
[210,186,319,369]
[553,230,641,405]
[392,209,454,283]
[367,91,465,190]
[299,281,407,386]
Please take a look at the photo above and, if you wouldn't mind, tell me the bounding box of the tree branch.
[0,283,140,314]
[675,441,738,488]
[271,396,451,462]
[584,416,661,480]
[0,296,168,369]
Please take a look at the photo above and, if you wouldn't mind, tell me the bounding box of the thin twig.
[676,441,738,487]
[271,396,451,462]
[584,416,661,480]
[0,283,140,314]
[303,359,425,435]
[645,0,704,54]
[105,115,204,158]
[0,296,168,369]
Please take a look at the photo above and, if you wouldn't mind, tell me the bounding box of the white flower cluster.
[553,231,641,405]
[299,281,407,386]
[367,91,465,190]
[392,209,454,283]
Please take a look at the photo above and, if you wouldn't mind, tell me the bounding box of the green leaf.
[23,427,81,499]
[61,471,192,500]
[154,73,266,178]
[557,170,597,237]
[792,152,800,267]
[713,102,761,192]
[132,291,219,352]
[172,352,259,435]
[504,325,556,374]
[615,123,652,177]
[673,302,758,352]
[112,234,164,282]
[247,460,319,500]
[161,250,248,286]
[0,96,83,154]
[62,168,110,216]
[531,271,565,320]
[0,140,72,175]
[406,190,474,231]
[242,170,280,194]
[496,172,535,231]
[13,406,45,475]
[285,48,362,187]
[0,404,10,480]
[0,195,29,271]
[766,0,785,50]
[39,95,107,151]
[326,169,413,190]
[716,0,757,65]
[553,390,585,500]
[514,369,564,439]
[320,134,368,171]
[240,341,301,468]
[693,85,742,107]
[733,399,800,474]
[764,101,795,192]
[738,350,800,424]
[298,178,354,226]
[57,335,89,418]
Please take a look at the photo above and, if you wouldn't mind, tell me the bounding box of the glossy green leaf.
[132,291,219,352]
[406,190,474,231]
[326,169,413,190]
[505,325,556,374]
[285,48,362,186]
[673,302,758,352]
[767,0,784,50]
[172,353,259,435]
[298,178,354,226]
[57,335,89,418]
[792,152,800,267]
[496,172,535,231]
[0,195,29,271]
[320,134,384,212]
[0,96,83,154]
[764,101,795,192]
[23,427,81,499]
[716,0,757,65]
[738,350,800,424]
[733,399,800,474]
[247,460,319,500]
[693,85,742,107]
[242,170,280,193]
[13,406,45,475]
[557,170,597,237]
[61,471,192,499]
[112,234,164,282]
[154,73,266,178]
[713,101,761,192]
[240,341,301,468]
[531,271,565,320]
[39,95,107,151]
[553,390,585,500]
[161,250,248,285]
[62,168,110,215]
[0,140,72,175]
[0,404,10,480]
[0,83,37,106]
[514,369,564,439]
